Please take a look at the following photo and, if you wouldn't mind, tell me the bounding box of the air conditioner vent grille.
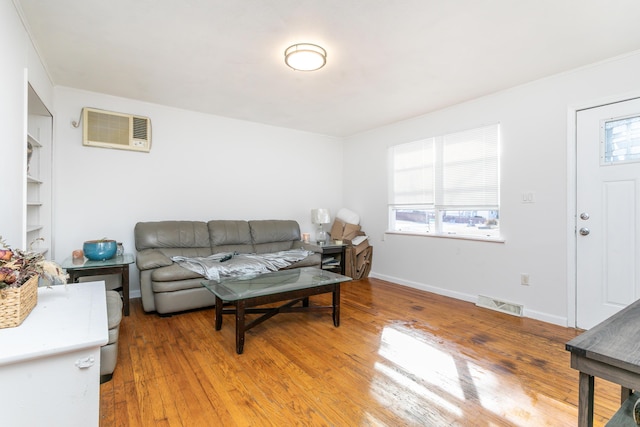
[87,110,129,146]
[476,295,523,317]
[132,116,148,140]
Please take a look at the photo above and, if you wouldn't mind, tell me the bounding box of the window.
[602,114,640,164]
[388,124,500,239]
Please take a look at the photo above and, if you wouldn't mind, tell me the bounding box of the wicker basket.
[0,275,38,329]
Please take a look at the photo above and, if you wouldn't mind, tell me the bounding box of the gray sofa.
[101,290,123,383]
[134,220,321,315]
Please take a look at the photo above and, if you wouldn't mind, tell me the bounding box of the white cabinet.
[0,282,108,427]
[25,84,52,254]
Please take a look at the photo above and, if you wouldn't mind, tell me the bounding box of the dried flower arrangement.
[0,236,68,291]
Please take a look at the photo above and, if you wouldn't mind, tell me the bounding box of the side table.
[61,253,135,316]
[565,298,640,426]
[305,242,347,275]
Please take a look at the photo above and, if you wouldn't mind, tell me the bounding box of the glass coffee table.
[201,267,352,354]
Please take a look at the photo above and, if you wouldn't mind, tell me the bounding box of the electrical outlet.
[520,273,530,286]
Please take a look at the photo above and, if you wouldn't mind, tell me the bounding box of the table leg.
[578,371,594,427]
[215,296,223,330]
[121,265,130,316]
[622,387,633,404]
[65,266,130,316]
[235,300,245,354]
[333,284,340,327]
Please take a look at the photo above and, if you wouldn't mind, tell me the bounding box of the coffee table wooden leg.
[215,296,223,330]
[236,300,246,354]
[333,284,340,327]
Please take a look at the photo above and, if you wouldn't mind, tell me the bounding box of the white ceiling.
[15,0,640,137]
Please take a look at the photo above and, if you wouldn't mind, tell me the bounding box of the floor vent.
[476,295,524,317]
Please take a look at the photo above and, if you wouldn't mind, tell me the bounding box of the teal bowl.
[83,240,117,261]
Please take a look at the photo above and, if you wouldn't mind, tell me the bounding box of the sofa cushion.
[151,263,204,282]
[135,221,210,251]
[105,291,123,345]
[136,249,173,270]
[249,220,301,243]
[250,220,301,253]
[152,277,208,293]
[208,220,255,253]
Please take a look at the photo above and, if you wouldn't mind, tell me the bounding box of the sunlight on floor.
[371,325,577,425]
[374,361,463,417]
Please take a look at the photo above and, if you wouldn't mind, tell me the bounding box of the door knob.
[580,212,590,220]
[579,227,590,236]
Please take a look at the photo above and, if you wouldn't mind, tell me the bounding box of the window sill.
[385,231,505,243]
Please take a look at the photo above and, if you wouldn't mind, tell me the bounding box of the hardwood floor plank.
[101,277,621,426]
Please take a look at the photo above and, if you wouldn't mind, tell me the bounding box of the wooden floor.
[100,278,621,426]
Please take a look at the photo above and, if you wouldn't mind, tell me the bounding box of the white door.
[576,98,640,330]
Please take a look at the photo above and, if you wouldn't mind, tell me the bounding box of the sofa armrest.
[136,249,173,270]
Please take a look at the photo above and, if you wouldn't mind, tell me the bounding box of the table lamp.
[311,208,331,245]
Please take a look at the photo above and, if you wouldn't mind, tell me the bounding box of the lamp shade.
[311,208,331,225]
[284,43,327,71]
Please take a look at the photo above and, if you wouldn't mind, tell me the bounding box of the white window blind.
[439,125,499,207]
[388,123,500,238]
[389,138,434,205]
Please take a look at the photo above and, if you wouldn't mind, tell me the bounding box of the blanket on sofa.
[171,249,313,281]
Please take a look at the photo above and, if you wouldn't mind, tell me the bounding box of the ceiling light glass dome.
[284,43,327,71]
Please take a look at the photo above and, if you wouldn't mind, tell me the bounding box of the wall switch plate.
[520,273,530,286]
[522,192,535,203]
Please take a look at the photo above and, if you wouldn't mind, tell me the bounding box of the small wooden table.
[61,253,135,316]
[566,299,640,426]
[305,241,347,275]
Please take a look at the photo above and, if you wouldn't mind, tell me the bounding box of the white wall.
[52,87,343,294]
[344,51,640,326]
[0,1,53,248]
[7,0,640,324]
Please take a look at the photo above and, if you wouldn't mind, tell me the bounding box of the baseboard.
[368,271,568,327]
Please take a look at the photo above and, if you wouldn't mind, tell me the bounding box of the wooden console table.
[566,299,640,426]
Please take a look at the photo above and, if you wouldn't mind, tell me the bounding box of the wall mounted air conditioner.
[82,108,151,152]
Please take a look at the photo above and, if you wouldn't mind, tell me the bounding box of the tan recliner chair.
[101,290,123,383]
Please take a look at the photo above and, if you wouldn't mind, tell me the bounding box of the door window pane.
[602,115,640,164]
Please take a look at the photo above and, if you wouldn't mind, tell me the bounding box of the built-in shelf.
[27,132,42,147]
[25,83,52,255]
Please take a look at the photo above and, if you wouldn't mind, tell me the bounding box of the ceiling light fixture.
[284,43,327,71]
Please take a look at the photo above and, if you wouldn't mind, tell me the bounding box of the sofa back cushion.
[134,221,212,257]
[207,220,255,253]
[249,220,301,253]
